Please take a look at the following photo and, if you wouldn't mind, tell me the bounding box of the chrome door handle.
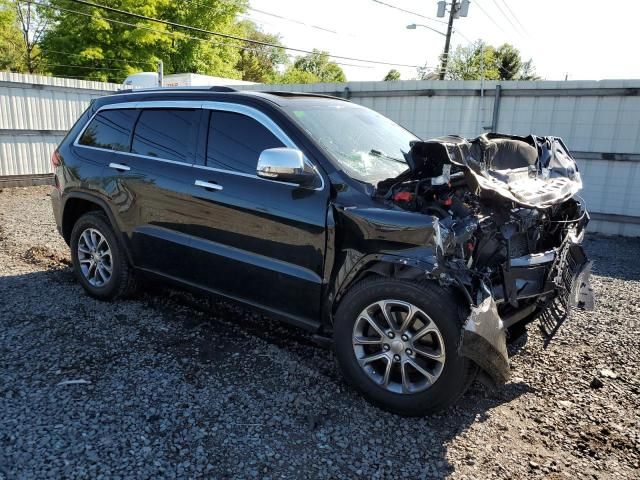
[108,162,130,171]
[195,180,223,191]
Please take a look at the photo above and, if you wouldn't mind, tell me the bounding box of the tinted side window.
[78,109,138,152]
[132,109,199,163]
[207,111,285,174]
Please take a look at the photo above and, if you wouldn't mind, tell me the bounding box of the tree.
[447,41,499,80]
[495,43,521,81]
[40,0,247,82]
[446,40,539,81]
[0,0,23,71]
[383,69,400,81]
[416,63,439,80]
[280,49,346,84]
[278,66,319,84]
[15,0,48,73]
[235,21,287,83]
[158,0,246,80]
[518,59,539,81]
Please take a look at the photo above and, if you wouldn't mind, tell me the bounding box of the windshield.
[284,102,419,184]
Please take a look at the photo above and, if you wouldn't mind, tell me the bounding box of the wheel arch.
[330,254,472,321]
[61,192,133,265]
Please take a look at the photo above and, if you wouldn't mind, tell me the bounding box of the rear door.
[119,106,207,279]
[185,105,330,323]
[74,108,139,184]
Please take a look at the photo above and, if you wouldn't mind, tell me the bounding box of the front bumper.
[460,231,595,384]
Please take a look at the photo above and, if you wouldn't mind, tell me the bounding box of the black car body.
[51,87,594,415]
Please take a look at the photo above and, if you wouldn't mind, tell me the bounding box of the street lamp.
[406,23,448,80]
[406,23,447,36]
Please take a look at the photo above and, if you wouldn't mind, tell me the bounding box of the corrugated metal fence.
[0,72,118,184]
[239,80,640,236]
[1,73,639,235]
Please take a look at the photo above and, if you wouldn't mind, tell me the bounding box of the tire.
[70,211,136,300]
[334,277,477,416]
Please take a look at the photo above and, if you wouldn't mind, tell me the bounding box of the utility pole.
[436,0,470,80]
[157,60,164,87]
[439,0,457,80]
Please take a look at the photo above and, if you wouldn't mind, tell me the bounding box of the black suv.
[52,87,593,415]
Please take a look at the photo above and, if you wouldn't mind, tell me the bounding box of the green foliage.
[158,0,246,79]
[495,43,521,80]
[0,0,48,74]
[235,20,287,83]
[8,1,345,84]
[447,40,539,81]
[447,40,499,80]
[278,66,319,84]
[40,0,248,82]
[279,49,346,84]
[0,0,23,71]
[383,69,400,81]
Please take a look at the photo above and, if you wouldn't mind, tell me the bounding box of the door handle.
[195,179,223,191]
[108,162,130,172]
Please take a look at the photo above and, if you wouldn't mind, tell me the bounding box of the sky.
[246,0,639,82]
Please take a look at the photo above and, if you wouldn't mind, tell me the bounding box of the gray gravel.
[1,186,639,479]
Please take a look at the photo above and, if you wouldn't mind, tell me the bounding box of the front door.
[184,107,329,324]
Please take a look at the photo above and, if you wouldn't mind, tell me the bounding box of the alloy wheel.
[77,228,113,287]
[352,300,446,394]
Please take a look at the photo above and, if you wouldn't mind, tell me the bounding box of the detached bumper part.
[459,295,510,385]
[538,243,594,344]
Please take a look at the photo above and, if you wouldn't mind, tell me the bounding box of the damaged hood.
[402,133,582,208]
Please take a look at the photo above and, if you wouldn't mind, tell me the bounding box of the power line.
[39,48,156,66]
[31,1,374,70]
[248,7,339,35]
[453,28,473,44]
[497,0,529,36]
[370,0,448,25]
[473,0,509,35]
[62,0,423,68]
[25,73,119,81]
[40,63,130,72]
[186,0,347,36]
[489,0,524,37]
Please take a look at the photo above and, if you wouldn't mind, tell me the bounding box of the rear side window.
[78,109,138,151]
[132,109,199,163]
[206,111,285,174]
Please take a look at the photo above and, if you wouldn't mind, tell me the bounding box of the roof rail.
[257,90,349,101]
[209,86,236,92]
[114,85,238,95]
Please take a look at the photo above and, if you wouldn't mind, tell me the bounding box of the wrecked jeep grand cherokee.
[51,90,593,416]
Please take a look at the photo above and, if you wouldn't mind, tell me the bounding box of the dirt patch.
[22,245,71,269]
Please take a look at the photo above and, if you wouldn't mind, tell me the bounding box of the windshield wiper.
[369,149,406,165]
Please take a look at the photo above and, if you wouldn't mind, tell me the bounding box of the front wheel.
[334,277,476,416]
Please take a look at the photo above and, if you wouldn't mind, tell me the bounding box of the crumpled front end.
[374,133,595,384]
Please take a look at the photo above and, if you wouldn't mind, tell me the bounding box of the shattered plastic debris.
[459,294,510,385]
[56,379,92,386]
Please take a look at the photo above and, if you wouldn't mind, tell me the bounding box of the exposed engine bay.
[374,133,595,383]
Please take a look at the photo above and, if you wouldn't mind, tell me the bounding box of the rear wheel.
[70,211,136,299]
[334,277,476,416]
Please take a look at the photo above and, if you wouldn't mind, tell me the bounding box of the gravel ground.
[0,186,639,479]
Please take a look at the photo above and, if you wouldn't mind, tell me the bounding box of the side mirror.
[256,148,316,187]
